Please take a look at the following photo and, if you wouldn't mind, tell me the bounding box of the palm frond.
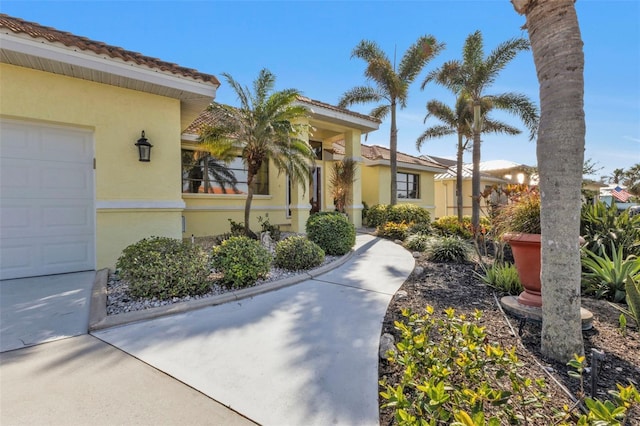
[490,92,539,140]
[399,35,445,83]
[337,86,385,108]
[416,125,456,150]
[370,104,391,121]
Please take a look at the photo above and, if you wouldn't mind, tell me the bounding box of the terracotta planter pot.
[503,232,542,307]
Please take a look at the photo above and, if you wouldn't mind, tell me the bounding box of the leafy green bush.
[432,216,491,239]
[581,244,640,303]
[387,204,431,225]
[380,306,551,425]
[211,236,272,288]
[559,355,640,425]
[376,221,411,241]
[581,201,640,258]
[306,212,356,255]
[427,236,471,263]
[404,234,433,252]
[433,216,473,238]
[365,204,431,228]
[274,236,325,271]
[408,221,432,236]
[494,189,541,235]
[475,262,523,295]
[116,236,211,299]
[365,204,390,228]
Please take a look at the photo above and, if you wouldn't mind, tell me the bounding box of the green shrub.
[306,212,356,255]
[116,236,211,299]
[408,221,432,236]
[581,243,640,303]
[380,306,551,424]
[211,236,272,288]
[365,204,390,228]
[376,221,411,241]
[366,204,431,228]
[387,204,431,225]
[274,236,325,271]
[427,236,471,263]
[404,234,433,252]
[432,216,491,239]
[475,262,523,295]
[581,201,640,258]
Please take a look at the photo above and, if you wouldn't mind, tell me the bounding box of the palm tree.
[338,36,444,205]
[330,157,358,214]
[623,163,640,196]
[423,30,538,233]
[200,69,315,236]
[610,168,625,184]
[416,94,521,221]
[512,0,585,362]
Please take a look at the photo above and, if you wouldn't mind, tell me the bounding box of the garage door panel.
[0,120,95,279]
[0,241,38,279]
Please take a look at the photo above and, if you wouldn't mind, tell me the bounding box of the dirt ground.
[378,254,640,425]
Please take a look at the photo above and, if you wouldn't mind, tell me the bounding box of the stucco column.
[344,130,363,228]
[290,121,311,233]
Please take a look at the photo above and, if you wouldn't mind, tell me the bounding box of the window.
[310,140,323,160]
[397,172,419,199]
[181,149,269,195]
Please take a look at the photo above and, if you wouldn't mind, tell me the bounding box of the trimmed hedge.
[365,204,431,228]
[306,212,356,255]
[274,236,325,271]
[211,236,272,288]
[116,236,211,299]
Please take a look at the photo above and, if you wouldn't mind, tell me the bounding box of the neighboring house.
[0,14,379,278]
[425,156,537,218]
[331,141,446,217]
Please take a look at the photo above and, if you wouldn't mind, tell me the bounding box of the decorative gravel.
[107,255,340,316]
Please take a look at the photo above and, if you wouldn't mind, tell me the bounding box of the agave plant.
[581,243,640,303]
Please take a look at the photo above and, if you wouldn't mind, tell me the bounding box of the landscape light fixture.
[135,130,153,162]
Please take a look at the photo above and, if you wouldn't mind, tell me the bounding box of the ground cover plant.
[379,249,640,425]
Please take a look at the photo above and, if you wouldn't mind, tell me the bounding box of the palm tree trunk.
[514,0,585,362]
[390,100,398,206]
[471,102,482,233]
[244,172,255,236]
[456,132,464,222]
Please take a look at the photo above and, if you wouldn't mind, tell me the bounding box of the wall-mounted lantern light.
[135,130,153,162]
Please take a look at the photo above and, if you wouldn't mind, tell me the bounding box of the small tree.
[200,69,316,236]
[330,157,357,213]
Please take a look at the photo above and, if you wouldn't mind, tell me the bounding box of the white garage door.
[0,120,95,280]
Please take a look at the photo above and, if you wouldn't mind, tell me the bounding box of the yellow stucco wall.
[360,164,437,218]
[434,178,497,219]
[1,63,184,269]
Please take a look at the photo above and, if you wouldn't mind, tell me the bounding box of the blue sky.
[2,1,639,179]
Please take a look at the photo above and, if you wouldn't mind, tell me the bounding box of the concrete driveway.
[0,271,95,352]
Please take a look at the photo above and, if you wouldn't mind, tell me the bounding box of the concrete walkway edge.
[90,242,371,331]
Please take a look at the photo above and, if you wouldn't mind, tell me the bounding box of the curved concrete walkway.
[1,234,414,426]
[94,234,414,426]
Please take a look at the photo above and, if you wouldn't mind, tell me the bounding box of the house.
[426,156,537,218]
[0,14,379,279]
[180,98,380,238]
[180,109,445,237]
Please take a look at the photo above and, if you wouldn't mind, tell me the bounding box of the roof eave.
[1,32,219,130]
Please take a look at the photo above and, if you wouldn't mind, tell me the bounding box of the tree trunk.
[512,0,585,362]
[471,102,482,233]
[390,100,398,206]
[244,172,255,236]
[456,132,464,222]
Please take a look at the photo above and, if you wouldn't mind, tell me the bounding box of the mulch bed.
[379,253,640,425]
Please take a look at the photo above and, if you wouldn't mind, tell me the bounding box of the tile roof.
[183,99,381,136]
[0,14,219,85]
[297,96,381,124]
[332,141,445,170]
